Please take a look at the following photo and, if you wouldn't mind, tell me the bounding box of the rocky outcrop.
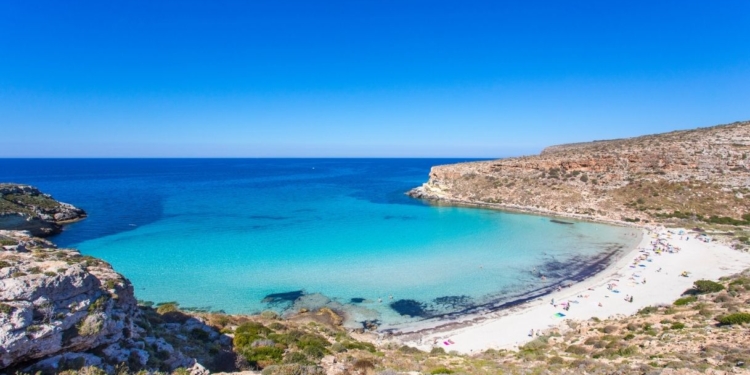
[0,230,139,372]
[0,184,87,237]
[0,183,236,374]
[0,229,235,374]
[409,120,750,224]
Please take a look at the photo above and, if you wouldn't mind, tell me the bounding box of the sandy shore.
[392,227,750,354]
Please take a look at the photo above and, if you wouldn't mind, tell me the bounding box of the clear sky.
[1,1,749,157]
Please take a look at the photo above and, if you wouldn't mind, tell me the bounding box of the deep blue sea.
[0,159,640,329]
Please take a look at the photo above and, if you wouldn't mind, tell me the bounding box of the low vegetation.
[12,269,750,375]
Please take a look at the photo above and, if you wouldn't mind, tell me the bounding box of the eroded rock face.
[409,120,750,224]
[0,230,235,374]
[0,184,236,374]
[0,230,138,371]
[0,184,87,236]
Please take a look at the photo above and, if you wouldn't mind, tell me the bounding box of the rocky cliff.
[0,184,87,237]
[409,120,750,225]
[0,188,234,374]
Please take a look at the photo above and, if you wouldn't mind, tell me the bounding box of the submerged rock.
[262,290,304,305]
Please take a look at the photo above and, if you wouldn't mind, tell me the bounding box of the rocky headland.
[409,120,750,227]
[0,184,87,237]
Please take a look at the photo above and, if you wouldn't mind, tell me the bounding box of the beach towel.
[554,312,566,318]
[612,290,620,293]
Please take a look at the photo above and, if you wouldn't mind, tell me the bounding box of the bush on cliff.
[717,312,750,325]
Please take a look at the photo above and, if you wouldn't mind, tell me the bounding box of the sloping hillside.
[409,120,750,226]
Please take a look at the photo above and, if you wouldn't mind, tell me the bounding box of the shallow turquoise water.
[0,159,640,327]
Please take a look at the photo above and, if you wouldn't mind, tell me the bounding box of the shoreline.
[384,226,750,354]
[376,238,638,335]
[408,187,643,228]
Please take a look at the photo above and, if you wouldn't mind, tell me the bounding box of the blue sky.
[1,1,749,157]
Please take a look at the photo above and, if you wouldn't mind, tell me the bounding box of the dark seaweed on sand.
[433,295,473,309]
[390,299,433,318]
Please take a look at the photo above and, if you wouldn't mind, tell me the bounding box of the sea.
[0,158,641,329]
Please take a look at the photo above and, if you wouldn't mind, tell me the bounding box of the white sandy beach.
[395,227,750,354]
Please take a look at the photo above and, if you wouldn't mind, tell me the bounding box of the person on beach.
[529,329,534,337]
[551,298,555,305]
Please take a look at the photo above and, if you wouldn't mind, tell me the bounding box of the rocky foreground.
[0,229,235,374]
[409,120,750,226]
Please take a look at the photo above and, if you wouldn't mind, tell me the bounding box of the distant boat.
[550,219,574,225]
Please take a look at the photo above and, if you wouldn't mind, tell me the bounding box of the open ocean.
[0,159,640,329]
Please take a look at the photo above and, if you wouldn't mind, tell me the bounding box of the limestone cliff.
[409,120,750,224]
[0,184,87,237]
[0,186,234,374]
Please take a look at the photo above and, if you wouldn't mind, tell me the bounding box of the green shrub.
[234,322,273,349]
[638,306,658,315]
[565,345,589,355]
[260,310,279,320]
[353,359,375,372]
[674,296,697,306]
[0,260,11,268]
[0,238,17,246]
[156,302,179,314]
[623,333,635,340]
[520,337,548,354]
[340,340,376,353]
[11,272,27,278]
[282,352,310,365]
[0,303,14,314]
[617,346,638,356]
[241,346,284,368]
[717,312,750,325]
[44,271,56,277]
[671,322,685,330]
[694,280,725,294]
[430,367,454,375]
[398,345,422,354]
[430,347,446,355]
[626,323,640,331]
[78,315,103,336]
[190,328,210,341]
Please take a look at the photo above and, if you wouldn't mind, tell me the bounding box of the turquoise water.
[0,159,640,328]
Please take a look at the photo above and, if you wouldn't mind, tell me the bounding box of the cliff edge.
[409,120,750,225]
